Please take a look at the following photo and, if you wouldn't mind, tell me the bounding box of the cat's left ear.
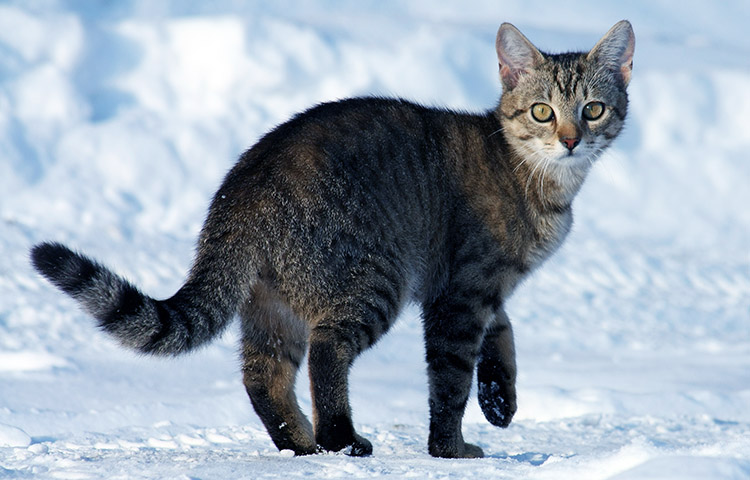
[496,23,545,90]
[587,20,635,86]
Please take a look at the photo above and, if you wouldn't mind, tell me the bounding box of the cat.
[31,20,634,458]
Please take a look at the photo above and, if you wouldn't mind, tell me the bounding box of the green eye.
[583,101,605,121]
[531,103,554,122]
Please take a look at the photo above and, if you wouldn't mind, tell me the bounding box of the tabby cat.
[31,20,634,458]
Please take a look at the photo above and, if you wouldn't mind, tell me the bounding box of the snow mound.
[0,424,31,448]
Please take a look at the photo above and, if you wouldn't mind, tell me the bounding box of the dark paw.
[345,434,373,456]
[291,445,319,456]
[429,441,484,459]
[461,442,485,458]
[478,379,517,428]
[317,432,372,457]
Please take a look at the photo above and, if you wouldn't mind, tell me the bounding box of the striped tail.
[30,242,241,356]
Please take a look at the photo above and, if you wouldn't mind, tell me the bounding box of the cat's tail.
[30,241,245,356]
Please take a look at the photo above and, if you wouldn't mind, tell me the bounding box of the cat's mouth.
[555,143,598,164]
[548,148,581,161]
[537,142,588,162]
[541,149,596,172]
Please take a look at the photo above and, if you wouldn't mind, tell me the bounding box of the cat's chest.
[467,207,574,301]
[524,209,573,270]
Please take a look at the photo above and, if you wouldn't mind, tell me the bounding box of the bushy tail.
[30,242,242,356]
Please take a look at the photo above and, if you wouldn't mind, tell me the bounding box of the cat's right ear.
[495,23,544,90]
[587,20,635,86]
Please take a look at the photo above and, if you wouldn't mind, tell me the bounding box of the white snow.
[1,1,749,479]
[0,424,31,448]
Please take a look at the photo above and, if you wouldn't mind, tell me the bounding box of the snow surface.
[1,1,749,478]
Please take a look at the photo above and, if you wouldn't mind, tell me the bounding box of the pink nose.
[561,137,580,151]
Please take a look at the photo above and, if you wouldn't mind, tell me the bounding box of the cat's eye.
[582,101,605,121]
[531,103,554,123]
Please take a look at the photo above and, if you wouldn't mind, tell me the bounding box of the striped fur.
[31,21,634,458]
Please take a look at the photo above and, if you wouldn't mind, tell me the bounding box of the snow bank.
[0,424,31,448]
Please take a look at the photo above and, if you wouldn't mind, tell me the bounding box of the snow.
[0,424,31,448]
[1,1,749,478]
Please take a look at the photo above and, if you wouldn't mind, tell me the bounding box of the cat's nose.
[560,137,580,151]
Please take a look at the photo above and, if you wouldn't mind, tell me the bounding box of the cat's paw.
[345,434,373,456]
[478,378,517,428]
[317,432,373,457]
[288,442,318,456]
[429,440,484,459]
[461,442,485,458]
[477,352,517,428]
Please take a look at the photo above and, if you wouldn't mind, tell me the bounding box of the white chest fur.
[526,208,573,271]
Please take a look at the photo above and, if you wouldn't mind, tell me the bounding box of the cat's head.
[496,21,634,173]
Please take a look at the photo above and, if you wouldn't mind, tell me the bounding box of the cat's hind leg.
[307,319,373,456]
[307,280,402,456]
[240,284,316,455]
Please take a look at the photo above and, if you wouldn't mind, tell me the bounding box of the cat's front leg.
[422,295,487,458]
[477,309,517,428]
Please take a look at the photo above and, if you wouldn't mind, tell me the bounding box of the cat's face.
[496,22,634,175]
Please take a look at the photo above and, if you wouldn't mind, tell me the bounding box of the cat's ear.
[587,20,635,86]
[495,23,544,90]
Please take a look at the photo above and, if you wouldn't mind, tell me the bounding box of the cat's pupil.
[531,103,554,122]
[582,102,605,121]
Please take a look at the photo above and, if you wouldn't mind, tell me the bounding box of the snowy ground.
[1,1,749,478]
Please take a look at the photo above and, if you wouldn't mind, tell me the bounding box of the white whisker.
[524,151,544,201]
[540,156,556,201]
[513,155,532,174]
[487,127,504,138]
[538,157,547,201]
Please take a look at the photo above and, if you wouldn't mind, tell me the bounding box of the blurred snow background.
[1,1,749,478]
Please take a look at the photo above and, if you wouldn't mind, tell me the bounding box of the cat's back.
[220,97,462,223]
[259,97,439,178]
[206,98,470,276]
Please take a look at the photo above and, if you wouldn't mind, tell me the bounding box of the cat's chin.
[520,142,601,172]
[551,147,601,170]
[540,152,594,172]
